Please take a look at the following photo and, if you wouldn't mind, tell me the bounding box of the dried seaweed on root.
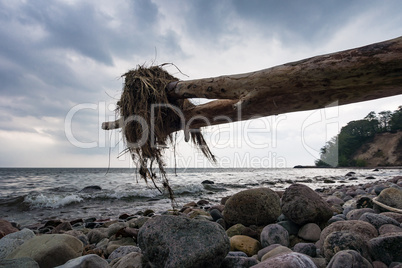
[116,65,216,206]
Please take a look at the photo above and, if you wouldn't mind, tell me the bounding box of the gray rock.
[260,224,289,247]
[359,212,400,229]
[346,208,375,220]
[108,245,141,260]
[0,228,35,241]
[326,250,373,268]
[54,254,109,268]
[281,184,333,225]
[369,232,402,265]
[110,252,143,268]
[0,238,25,260]
[5,234,83,268]
[0,228,35,259]
[223,188,281,226]
[293,243,317,257]
[298,223,321,242]
[0,257,39,268]
[221,256,258,268]
[251,252,317,268]
[317,220,378,251]
[138,215,229,268]
[323,231,370,262]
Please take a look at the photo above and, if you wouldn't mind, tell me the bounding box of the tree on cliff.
[316,106,402,167]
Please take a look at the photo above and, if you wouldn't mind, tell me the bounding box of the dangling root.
[116,65,215,207]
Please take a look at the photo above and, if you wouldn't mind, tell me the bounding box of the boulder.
[317,220,378,251]
[0,228,35,259]
[298,223,321,242]
[229,235,261,257]
[110,252,143,268]
[223,188,281,226]
[54,254,109,268]
[326,250,373,268]
[281,184,333,225]
[323,231,370,262]
[260,224,289,247]
[359,212,400,229]
[369,232,402,265]
[6,234,83,268]
[251,252,317,268]
[138,215,229,268]
[376,188,402,210]
[0,220,18,238]
[0,257,39,268]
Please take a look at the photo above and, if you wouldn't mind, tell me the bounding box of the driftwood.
[102,36,402,133]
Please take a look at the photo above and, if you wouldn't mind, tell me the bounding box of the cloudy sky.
[1,0,401,168]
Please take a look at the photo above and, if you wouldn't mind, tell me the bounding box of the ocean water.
[0,167,400,226]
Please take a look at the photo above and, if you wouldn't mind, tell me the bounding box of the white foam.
[24,193,83,208]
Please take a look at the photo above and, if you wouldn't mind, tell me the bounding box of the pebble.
[297,223,321,242]
[260,223,289,247]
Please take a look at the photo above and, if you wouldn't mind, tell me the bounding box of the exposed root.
[116,65,215,206]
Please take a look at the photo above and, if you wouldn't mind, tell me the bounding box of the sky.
[0,0,401,168]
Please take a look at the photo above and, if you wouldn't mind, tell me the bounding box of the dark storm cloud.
[0,0,182,120]
[181,0,401,48]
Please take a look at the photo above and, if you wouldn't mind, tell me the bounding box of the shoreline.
[1,174,402,267]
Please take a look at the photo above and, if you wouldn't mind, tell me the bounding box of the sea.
[0,167,401,227]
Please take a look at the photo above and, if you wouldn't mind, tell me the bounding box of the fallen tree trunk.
[102,36,402,132]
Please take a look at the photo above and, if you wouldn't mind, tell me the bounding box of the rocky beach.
[1,172,402,268]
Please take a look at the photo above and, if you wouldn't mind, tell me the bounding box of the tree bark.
[102,36,402,131]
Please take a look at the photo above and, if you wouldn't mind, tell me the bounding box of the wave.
[24,193,83,209]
